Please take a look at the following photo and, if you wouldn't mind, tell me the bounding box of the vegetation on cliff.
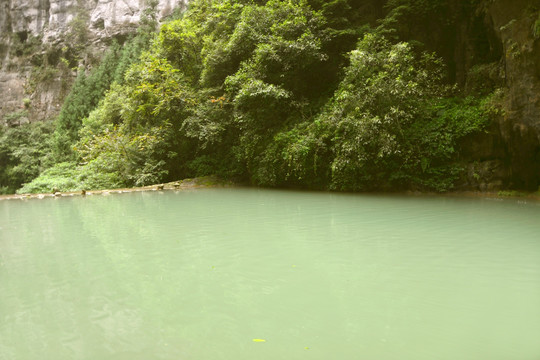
[2,0,505,194]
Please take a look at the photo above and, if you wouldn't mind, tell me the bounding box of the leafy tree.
[325,34,457,190]
[52,44,122,161]
[0,121,55,194]
[252,33,489,192]
[157,19,204,84]
[17,0,494,194]
[52,0,163,162]
[74,53,198,187]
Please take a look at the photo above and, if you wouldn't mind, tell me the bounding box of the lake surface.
[1,188,539,360]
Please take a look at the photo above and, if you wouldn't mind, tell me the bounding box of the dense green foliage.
[253,34,490,191]
[0,121,54,194]
[52,0,160,162]
[7,0,496,194]
[52,46,121,161]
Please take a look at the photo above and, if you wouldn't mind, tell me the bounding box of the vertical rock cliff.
[383,0,540,190]
[0,0,187,124]
[459,0,540,190]
[486,0,540,189]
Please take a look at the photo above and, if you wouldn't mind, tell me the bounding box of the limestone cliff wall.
[406,0,540,190]
[2,0,185,42]
[487,0,540,189]
[0,0,187,124]
[460,0,540,190]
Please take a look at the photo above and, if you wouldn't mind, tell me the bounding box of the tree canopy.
[8,0,498,194]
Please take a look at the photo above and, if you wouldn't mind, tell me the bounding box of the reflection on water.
[1,189,540,359]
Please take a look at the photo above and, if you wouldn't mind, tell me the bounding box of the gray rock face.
[2,0,186,42]
[0,0,187,124]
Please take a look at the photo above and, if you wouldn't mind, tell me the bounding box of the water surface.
[1,189,539,359]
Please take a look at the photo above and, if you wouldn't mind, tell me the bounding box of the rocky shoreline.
[0,177,232,201]
[1,177,539,202]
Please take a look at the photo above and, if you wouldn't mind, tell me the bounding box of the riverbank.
[1,176,539,202]
[0,176,233,201]
[405,189,540,203]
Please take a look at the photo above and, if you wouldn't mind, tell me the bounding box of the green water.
[1,188,539,360]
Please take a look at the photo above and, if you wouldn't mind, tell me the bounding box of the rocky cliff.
[0,0,187,124]
[388,0,540,190]
[487,0,540,189]
[460,0,540,190]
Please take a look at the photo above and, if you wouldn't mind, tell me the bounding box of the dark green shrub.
[252,33,489,192]
[0,121,55,194]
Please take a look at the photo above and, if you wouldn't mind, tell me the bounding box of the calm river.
[1,188,539,359]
